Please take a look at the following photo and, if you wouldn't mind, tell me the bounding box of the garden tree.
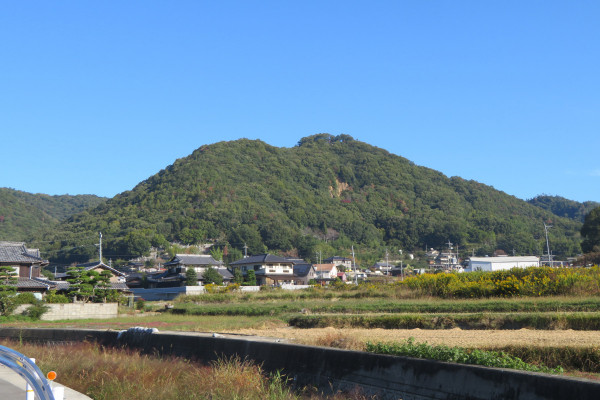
[185,268,198,286]
[0,265,17,316]
[233,268,244,284]
[210,246,223,262]
[66,267,110,302]
[244,269,257,286]
[581,207,600,253]
[66,267,95,302]
[93,270,118,303]
[203,267,223,285]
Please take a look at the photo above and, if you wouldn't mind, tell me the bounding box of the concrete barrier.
[15,303,118,321]
[0,328,599,400]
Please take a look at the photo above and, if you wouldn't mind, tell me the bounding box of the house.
[467,256,540,272]
[313,263,339,284]
[323,256,353,271]
[0,241,48,279]
[371,262,393,274]
[292,264,317,285]
[163,254,223,274]
[229,254,295,286]
[54,261,126,283]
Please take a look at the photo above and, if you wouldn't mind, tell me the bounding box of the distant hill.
[528,195,600,223]
[38,134,583,264]
[0,188,107,241]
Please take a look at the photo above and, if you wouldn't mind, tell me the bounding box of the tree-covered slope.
[527,195,600,223]
[40,135,582,263]
[0,188,107,241]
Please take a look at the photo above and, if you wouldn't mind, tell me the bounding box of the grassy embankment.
[0,339,372,400]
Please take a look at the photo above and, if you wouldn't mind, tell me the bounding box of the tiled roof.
[17,277,51,289]
[75,261,126,277]
[314,263,335,272]
[0,242,48,264]
[164,254,223,267]
[293,264,314,277]
[230,254,292,266]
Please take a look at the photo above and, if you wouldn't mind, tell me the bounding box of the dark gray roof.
[74,261,126,277]
[164,254,223,268]
[230,254,292,266]
[286,258,308,265]
[17,277,51,289]
[0,242,48,265]
[293,264,314,277]
[197,267,234,281]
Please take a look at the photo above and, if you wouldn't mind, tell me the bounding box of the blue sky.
[1,1,599,202]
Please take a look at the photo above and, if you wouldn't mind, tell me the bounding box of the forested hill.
[527,195,600,223]
[40,134,582,264]
[0,188,107,241]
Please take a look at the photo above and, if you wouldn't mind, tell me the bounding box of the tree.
[66,267,102,302]
[185,268,198,286]
[210,246,224,262]
[203,267,223,285]
[244,269,257,286]
[0,266,17,316]
[233,268,244,284]
[582,207,600,253]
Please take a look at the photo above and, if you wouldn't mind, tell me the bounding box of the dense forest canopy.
[527,195,600,223]
[0,188,106,241]
[27,134,584,265]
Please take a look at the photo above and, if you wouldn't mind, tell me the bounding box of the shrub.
[14,292,38,305]
[24,302,50,320]
[45,291,70,304]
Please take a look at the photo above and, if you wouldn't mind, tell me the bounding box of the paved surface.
[0,365,91,400]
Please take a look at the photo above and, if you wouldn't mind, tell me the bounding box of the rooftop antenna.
[544,222,552,266]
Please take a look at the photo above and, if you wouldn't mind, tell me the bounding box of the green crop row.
[288,312,600,330]
[366,338,562,374]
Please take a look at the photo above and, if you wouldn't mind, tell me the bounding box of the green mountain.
[0,188,107,241]
[38,134,583,264]
[527,195,600,223]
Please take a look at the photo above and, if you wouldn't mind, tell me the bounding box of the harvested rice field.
[230,326,600,349]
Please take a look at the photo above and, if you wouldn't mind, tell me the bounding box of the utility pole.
[399,249,403,280]
[544,222,552,266]
[243,243,248,258]
[352,245,357,285]
[385,248,389,276]
[98,232,103,263]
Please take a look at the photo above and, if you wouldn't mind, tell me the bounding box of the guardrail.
[0,344,55,400]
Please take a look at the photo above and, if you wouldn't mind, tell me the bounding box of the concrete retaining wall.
[15,303,118,320]
[0,328,599,400]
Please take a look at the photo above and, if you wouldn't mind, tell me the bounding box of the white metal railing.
[0,344,55,400]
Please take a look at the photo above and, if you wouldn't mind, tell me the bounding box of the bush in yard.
[45,290,70,304]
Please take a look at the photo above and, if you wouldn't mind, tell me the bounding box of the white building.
[468,256,540,272]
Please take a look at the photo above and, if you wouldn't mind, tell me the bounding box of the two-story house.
[229,254,295,286]
[323,256,353,271]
